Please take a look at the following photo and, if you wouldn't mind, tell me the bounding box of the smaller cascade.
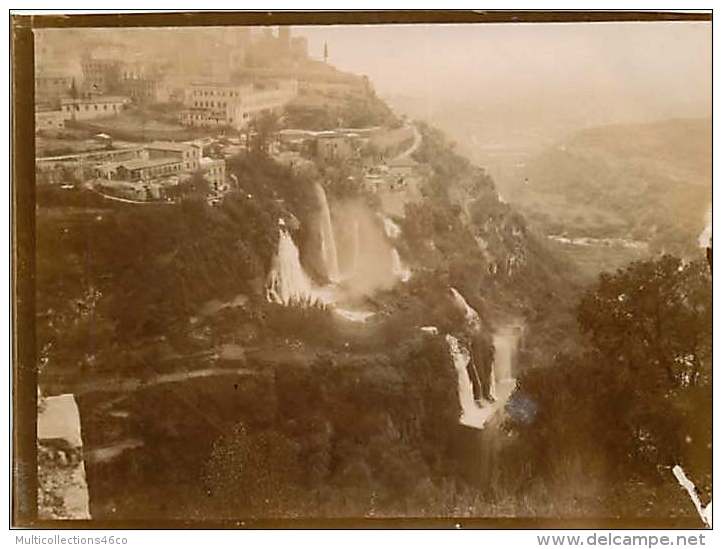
[391,248,411,282]
[487,361,498,401]
[450,287,481,329]
[493,324,524,384]
[381,215,402,239]
[489,324,522,407]
[347,217,362,278]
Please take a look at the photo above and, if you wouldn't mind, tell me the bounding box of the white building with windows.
[180,79,297,130]
[145,141,202,172]
[60,96,130,121]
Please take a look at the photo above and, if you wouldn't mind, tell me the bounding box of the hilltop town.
[36,26,417,206]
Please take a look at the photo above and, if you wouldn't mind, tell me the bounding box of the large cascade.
[445,335,481,426]
[266,220,328,306]
[444,288,524,429]
[445,335,495,429]
[315,182,341,281]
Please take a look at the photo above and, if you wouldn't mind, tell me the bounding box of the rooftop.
[61,95,130,105]
[115,157,183,171]
[147,141,197,152]
[189,81,244,88]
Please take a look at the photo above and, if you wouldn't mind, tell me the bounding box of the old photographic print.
[12,11,712,528]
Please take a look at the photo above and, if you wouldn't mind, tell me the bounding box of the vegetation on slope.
[36,87,710,523]
[504,118,711,257]
[504,255,711,520]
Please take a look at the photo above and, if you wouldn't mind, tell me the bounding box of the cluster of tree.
[36,150,335,380]
[283,89,398,131]
[506,255,711,518]
[200,334,464,518]
[519,119,711,259]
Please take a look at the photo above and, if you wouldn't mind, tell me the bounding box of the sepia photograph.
[10,9,712,531]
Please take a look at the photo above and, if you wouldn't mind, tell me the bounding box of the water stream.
[315,182,341,281]
[266,220,330,306]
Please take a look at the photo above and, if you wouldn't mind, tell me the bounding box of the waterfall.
[492,325,523,384]
[492,332,514,382]
[445,335,493,430]
[487,362,498,401]
[381,215,402,239]
[449,287,501,401]
[315,182,340,281]
[450,287,481,329]
[266,220,329,306]
[446,335,480,424]
[391,248,411,282]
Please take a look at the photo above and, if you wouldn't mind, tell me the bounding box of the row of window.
[185,113,225,122]
[194,89,242,98]
[195,101,229,109]
[127,163,182,179]
[63,103,120,112]
[183,111,254,125]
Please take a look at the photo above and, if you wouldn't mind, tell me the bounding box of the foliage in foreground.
[506,255,711,517]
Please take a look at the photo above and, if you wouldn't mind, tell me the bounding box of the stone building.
[180,79,297,130]
[60,96,130,121]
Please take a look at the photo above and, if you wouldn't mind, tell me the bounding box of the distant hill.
[496,118,711,259]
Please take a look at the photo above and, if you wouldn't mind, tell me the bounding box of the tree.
[174,171,211,201]
[577,255,711,390]
[203,423,305,517]
[506,254,711,517]
[249,111,280,155]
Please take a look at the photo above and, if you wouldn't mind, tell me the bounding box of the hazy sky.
[298,22,711,126]
[37,21,711,137]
